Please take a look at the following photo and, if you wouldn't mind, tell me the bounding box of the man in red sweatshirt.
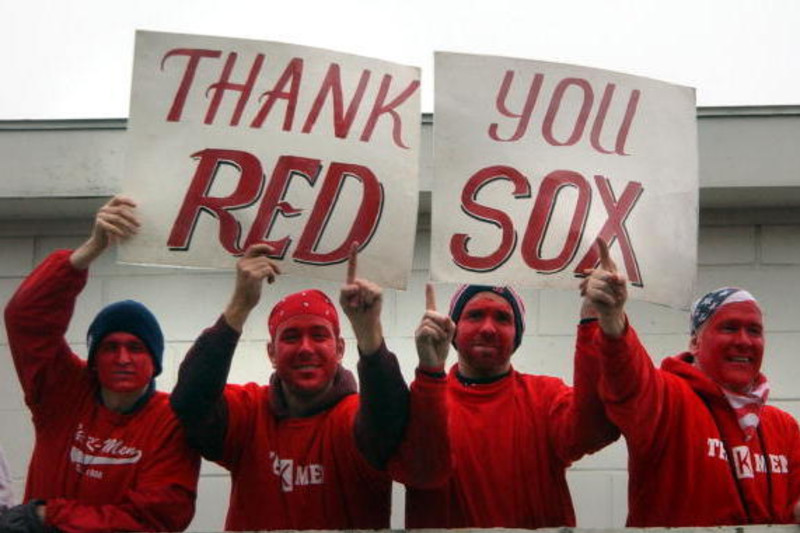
[399,282,619,528]
[170,243,412,530]
[2,196,200,533]
[583,240,800,526]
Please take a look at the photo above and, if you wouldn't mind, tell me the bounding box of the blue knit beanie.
[449,284,526,352]
[86,300,164,376]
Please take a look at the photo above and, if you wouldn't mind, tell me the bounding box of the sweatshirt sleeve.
[596,321,670,452]
[170,315,240,461]
[387,370,451,489]
[4,250,88,412]
[549,320,621,463]
[44,418,201,533]
[353,342,410,470]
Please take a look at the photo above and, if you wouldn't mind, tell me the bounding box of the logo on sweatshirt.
[706,438,789,479]
[69,424,143,479]
[269,451,324,492]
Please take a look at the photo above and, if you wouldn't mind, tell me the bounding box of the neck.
[457,360,511,380]
[100,385,150,413]
[283,382,334,418]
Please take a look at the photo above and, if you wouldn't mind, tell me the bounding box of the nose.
[732,328,753,348]
[478,317,497,336]
[117,346,133,364]
[298,334,314,355]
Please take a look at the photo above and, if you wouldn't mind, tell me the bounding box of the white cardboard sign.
[431,52,698,308]
[122,31,421,289]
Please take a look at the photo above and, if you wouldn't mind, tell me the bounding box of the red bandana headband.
[268,290,340,339]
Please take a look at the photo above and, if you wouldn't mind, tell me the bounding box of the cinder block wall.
[1,217,799,530]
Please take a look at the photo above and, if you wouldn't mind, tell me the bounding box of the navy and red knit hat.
[86,300,164,376]
[448,284,526,351]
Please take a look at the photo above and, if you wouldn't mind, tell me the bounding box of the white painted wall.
[0,111,798,529]
[1,214,799,530]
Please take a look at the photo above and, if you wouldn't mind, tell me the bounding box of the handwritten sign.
[121,31,421,289]
[431,52,698,308]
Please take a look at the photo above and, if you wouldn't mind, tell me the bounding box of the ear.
[689,334,700,356]
[267,341,277,368]
[335,337,345,362]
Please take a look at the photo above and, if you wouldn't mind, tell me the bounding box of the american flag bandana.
[722,376,770,441]
[689,287,757,335]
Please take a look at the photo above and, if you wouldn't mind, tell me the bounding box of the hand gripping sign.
[121,31,421,289]
[431,52,698,308]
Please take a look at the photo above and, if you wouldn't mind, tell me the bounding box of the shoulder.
[223,382,269,408]
[515,371,569,393]
[763,405,800,433]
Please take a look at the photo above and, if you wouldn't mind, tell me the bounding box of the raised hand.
[415,283,455,370]
[339,243,384,355]
[224,243,281,332]
[70,195,140,269]
[580,238,628,337]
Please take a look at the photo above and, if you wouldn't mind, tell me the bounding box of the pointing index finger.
[425,283,437,312]
[597,238,618,273]
[346,242,358,284]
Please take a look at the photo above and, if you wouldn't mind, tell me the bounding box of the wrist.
[355,325,383,356]
[599,312,626,338]
[223,303,252,333]
[418,362,445,373]
[69,240,103,270]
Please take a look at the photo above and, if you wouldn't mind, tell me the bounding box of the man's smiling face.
[269,315,343,396]
[692,301,764,393]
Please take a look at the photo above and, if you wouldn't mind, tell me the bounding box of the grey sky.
[2,0,797,119]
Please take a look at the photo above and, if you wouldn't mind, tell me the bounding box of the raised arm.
[170,244,280,460]
[4,196,139,408]
[389,283,453,488]
[547,305,620,463]
[340,244,410,470]
[581,239,669,449]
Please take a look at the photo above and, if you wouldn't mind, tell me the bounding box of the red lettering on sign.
[449,166,643,282]
[521,170,591,273]
[302,64,371,138]
[487,71,641,155]
[205,52,265,126]
[590,84,640,155]
[488,71,544,142]
[168,150,385,263]
[162,48,223,122]
[167,149,264,254]
[573,175,644,285]
[294,163,384,265]
[244,156,321,257]
[250,58,304,131]
[360,74,420,148]
[450,166,531,272]
[542,78,593,147]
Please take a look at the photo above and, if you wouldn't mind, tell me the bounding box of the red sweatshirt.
[403,320,619,528]
[171,316,411,530]
[219,384,390,530]
[4,251,201,533]
[598,324,800,526]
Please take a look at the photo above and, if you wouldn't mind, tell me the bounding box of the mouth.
[726,356,752,364]
[294,364,321,370]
